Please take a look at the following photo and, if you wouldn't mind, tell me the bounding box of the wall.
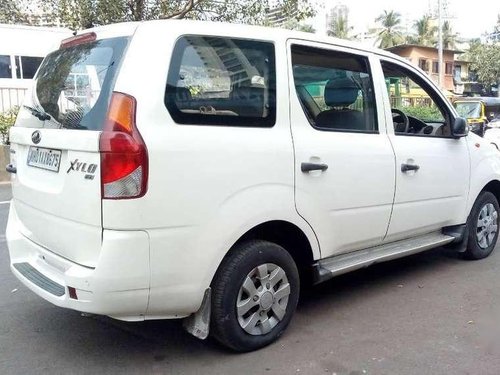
[405,47,455,91]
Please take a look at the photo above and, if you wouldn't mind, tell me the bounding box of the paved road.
[1,183,500,374]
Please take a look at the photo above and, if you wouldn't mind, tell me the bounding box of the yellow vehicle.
[453,97,500,136]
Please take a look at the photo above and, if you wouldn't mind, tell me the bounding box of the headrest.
[324,78,360,107]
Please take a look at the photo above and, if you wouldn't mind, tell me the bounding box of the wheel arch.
[214,220,318,286]
[480,180,500,205]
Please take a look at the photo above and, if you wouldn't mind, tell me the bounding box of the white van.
[6,20,500,352]
[0,24,71,112]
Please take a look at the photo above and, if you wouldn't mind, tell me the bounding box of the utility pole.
[437,0,444,89]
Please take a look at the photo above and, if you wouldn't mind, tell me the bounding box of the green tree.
[0,0,28,24]
[327,10,353,39]
[280,19,315,33]
[442,20,458,49]
[470,43,500,97]
[375,10,404,48]
[412,15,437,46]
[39,0,314,30]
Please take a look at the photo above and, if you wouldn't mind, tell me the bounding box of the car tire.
[210,240,300,352]
[463,191,499,260]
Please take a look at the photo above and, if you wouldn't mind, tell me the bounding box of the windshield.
[455,101,481,119]
[18,36,128,130]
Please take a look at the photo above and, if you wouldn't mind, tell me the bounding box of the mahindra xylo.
[6,20,500,352]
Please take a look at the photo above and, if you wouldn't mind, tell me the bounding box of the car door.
[289,41,396,259]
[378,58,470,242]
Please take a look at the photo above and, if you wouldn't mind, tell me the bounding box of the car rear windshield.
[18,36,129,130]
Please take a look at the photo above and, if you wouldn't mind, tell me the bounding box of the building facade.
[385,44,461,92]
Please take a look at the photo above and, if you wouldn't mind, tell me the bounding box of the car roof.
[81,19,407,63]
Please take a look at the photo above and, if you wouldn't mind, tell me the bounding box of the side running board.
[312,231,455,284]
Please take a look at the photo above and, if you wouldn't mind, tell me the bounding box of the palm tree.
[327,10,353,39]
[413,15,437,47]
[442,21,457,49]
[375,10,404,49]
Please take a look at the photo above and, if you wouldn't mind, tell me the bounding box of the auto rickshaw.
[453,97,500,136]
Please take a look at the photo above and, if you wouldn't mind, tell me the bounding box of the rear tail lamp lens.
[99,92,148,199]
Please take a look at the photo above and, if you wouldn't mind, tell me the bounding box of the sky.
[312,0,500,40]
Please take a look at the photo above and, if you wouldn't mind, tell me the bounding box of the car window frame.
[377,55,458,139]
[288,40,380,135]
[164,34,277,128]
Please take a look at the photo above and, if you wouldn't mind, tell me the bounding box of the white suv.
[6,21,500,352]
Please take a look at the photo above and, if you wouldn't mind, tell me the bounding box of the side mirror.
[452,117,469,138]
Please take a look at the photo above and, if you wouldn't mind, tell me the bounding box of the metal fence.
[389,96,434,108]
[0,88,27,113]
[0,87,26,113]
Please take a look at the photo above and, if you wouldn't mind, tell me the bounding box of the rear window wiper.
[23,105,51,121]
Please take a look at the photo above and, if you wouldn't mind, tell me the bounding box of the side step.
[312,232,454,284]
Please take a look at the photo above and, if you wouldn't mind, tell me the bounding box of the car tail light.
[99,92,148,199]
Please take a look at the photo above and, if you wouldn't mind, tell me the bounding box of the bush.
[397,105,443,122]
[0,106,19,145]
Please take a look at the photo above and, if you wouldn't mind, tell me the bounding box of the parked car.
[6,20,500,352]
[453,97,500,137]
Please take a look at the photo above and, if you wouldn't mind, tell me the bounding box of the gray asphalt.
[1,183,500,374]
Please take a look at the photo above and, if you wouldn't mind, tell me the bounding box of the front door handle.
[301,162,328,173]
[401,163,420,173]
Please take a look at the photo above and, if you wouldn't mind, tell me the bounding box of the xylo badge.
[67,159,98,180]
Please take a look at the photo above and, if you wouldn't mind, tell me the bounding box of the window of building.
[0,55,12,78]
[432,61,439,74]
[418,58,429,72]
[291,45,377,133]
[165,36,276,127]
[445,62,453,75]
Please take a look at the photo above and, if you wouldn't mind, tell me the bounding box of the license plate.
[27,147,62,172]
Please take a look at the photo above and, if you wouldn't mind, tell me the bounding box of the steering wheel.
[392,108,410,133]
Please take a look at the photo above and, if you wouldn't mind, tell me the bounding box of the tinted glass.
[21,56,44,79]
[165,36,276,127]
[0,55,11,78]
[291,45,377,133]
[18,37,128,130]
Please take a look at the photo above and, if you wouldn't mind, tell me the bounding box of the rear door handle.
[401,163,420,173]
[301,162,328,173]
[6,164,16,174]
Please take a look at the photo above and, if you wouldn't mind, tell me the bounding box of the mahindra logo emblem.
[31,130,41,144]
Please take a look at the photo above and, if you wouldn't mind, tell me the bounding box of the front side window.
[0,55,12,78]
[382,61,451,137]
[165,36,276,127]
[291,45,377,133]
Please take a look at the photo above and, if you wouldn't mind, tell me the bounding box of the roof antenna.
[72,30,77,36]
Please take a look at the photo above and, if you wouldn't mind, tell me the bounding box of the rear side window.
[291,45,378,133]
[18,36,128,130]
[165,36,276,127]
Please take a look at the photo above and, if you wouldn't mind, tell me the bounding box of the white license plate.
[27,147,62,172]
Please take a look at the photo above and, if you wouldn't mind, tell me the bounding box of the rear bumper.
[6,201,150,321]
